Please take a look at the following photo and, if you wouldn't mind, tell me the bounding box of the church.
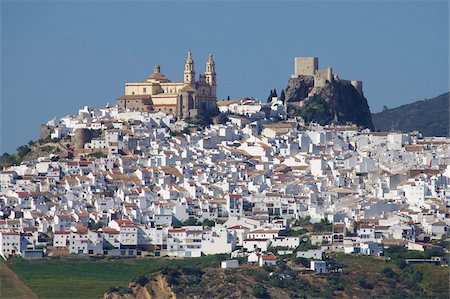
[116,52,217,119]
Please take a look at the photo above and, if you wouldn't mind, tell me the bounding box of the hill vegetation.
[0,136,71,168]
[106,252,449,299]
[372,92,449,136]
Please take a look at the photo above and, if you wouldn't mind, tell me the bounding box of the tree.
[202,218,215,227]
[182,217,199,226]
[267,89,274,102]
[279,89,286,104]
[217,114,229,125]
[383,105,388,111]
[17,145,31,158]
[226,95,231,100]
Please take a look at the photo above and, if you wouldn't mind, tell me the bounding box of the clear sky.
[1,0,448,153]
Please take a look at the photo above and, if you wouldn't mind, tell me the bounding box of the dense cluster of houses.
[0,102,449,265]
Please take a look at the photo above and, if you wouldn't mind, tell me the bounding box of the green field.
[3,255,225,299]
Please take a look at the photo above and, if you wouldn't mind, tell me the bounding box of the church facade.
[116,52,217,119]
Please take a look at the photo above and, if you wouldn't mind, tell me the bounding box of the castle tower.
[205,53,216,97]
[184,51,195,85]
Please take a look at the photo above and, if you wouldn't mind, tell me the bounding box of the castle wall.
[351,80,363,95]
[339,79,363,95]
[74,128,94,151]
[40,125,52,139]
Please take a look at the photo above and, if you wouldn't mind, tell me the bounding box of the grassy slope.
[5,255,225,299]
[413,264,449,297]
[0,263,38,299]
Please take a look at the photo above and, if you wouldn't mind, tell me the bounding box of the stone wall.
[73,129,94,151]
[294,57,318,77]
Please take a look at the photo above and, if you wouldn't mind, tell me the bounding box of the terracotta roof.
[228,225,249,230]
[261,254,277,261]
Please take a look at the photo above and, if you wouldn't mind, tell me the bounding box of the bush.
[133,275,149,286]
[295,257,310,267]
[295,216,311,226]
[296,239,318,251]
[41,145,56,152]
[88,151,107,159]
[201,218,215,227]
[166,269,180,286]
[253,285,270,299]
[17,145,31,158]
[182,218,199,226]
[312,218,332,232]
[119,287,132,295]
[382,267,398,279]
[357,277,373,289]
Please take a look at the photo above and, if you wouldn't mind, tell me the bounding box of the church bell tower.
[205,53,216,97]
[184,51,195,86]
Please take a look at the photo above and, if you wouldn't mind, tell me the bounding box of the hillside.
[371,92,449,136]
[285,76,374,130]
[105,253,449,299]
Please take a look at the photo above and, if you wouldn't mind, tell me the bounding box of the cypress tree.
[267,89,273,102]
[280,89,286,104]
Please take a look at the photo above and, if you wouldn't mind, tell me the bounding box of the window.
[143,88,146,93]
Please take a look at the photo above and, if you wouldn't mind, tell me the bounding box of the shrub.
[201,218,215,227]
[166,269,180,286]
[134,275,149,286]
[357,277,373,289]
[88,151,107,159]
[295,257,310,267]
[312,218,332,232]
[382,267,398,279]
[253,285,270,299]
[182,217,199,226]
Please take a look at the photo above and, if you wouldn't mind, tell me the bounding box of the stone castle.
[292,56,363,96]
[117,52,217,119]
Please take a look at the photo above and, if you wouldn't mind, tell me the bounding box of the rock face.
[104,274,176,299]
[285,76,374,130]
[371,92,449,136]
[284,75,314,102]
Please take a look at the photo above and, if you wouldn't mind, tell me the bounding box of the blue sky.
[1,1,448,153]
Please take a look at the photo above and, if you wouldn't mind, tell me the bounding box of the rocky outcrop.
[104,274,176,299]
[284,75,314,102]
[285,76,374,130]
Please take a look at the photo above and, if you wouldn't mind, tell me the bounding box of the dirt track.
[0,263,38,299]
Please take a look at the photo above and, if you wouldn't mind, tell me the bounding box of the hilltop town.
[0,53,449,297]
